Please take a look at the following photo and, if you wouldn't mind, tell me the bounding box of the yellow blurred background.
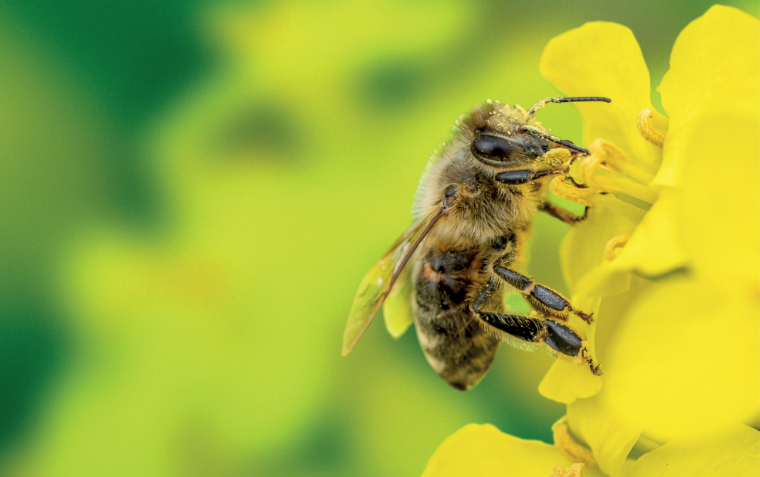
[0,0,755,475]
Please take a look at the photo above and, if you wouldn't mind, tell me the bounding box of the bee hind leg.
[472,295,601,375]
[491,263,593,324]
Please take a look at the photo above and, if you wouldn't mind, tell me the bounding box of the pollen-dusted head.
[465,101,551,168]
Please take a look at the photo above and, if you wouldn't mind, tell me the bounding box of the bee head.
[465,102,550,168]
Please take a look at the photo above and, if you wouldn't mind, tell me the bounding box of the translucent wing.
[342,207,445,356]
[383,264,413,339]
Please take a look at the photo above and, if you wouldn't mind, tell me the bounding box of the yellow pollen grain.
[551,463,585,477]
[604,235,630,261]
[637,109,667,147]
[543,148,572,167]
[553,422,596,468]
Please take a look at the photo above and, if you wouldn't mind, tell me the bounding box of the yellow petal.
[422,424,606,477]
[539,358,603,405]
[538,289,603,404]
[540,275,653,404]
[676,112,759,286]
[610,188,688,278]
[541,22,662,171]
[561,195,644,294]
[566,395,641,477]
[625,425,760,477]
[552,281,655,474]
[546,198,649,404]
[656,5,759,188]
[572,262,631,305]
[601,278,759,442]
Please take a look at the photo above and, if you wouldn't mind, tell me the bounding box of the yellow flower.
[423,423,759,477]
[422,424,605,477]
[424,5,759,476]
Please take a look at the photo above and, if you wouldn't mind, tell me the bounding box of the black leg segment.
[475,309,590,363]
[532,284,572,313]
[471,270,602,375]
[478,312,545,343]
[545,320,583,356]
[492,265,593,323]
[495,168,568,185]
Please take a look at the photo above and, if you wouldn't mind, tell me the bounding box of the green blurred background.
[0,0,755,475]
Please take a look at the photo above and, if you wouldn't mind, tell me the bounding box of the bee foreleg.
[471,278,498,312]
[494,168,568,185]
[491,264,593,323]
[539,201,589,226]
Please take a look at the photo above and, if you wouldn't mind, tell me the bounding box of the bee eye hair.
[472,133,518,161]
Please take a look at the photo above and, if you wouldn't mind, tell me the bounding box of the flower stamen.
[551,463,585,477]
[615,178,659,204]
[587,139,656,186]
[637,108,668,147]
[550,174,596,206]
[552,421,596,468]
[604,235,630,261]
[576,139,659,205]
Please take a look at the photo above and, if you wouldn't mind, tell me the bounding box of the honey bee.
[342,97,609,390]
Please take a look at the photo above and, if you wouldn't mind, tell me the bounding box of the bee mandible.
[343,97,609,390]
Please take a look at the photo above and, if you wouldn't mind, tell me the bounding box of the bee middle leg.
[495,166,591,226]
[471,281,601,375]
[539,201,589,226]
[490,261,593,323]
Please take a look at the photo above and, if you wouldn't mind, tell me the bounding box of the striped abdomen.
[412,245,502,391]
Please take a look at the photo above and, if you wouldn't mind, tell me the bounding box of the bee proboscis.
[343,97,609,390]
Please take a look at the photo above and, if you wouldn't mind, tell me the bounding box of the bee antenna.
[527,96,611,116]
[520,125,590,155]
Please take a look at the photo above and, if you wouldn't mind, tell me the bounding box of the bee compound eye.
[472,133,519,161]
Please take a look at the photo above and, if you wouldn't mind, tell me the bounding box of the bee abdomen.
[415,317,499,390]
[413,247,501,391]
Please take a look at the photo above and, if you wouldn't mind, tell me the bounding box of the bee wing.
[382,264,413,339]
[342,207,446,356]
